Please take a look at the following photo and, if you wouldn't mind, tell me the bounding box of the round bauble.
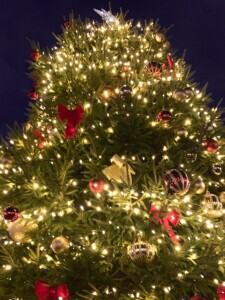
[29,91,38,101]
[144,62,161,78]
[163,41,170,49]
[89,178,105,194]
[51,236,69,254]
[64,20,70,28]
[164,169,190,196]
[220,191,225,203]
[195,179,205,194]
[120,85,132,95]
[202,192,222,218]
[172,89,187,101]
[98,86,115,102]
[8,218,36,243]
[212,164,222,175]
[190,295,206,300]
[184,87,195,98]
[203,139,218,153]
[127,240,156,261]
[176,128,188,137]
[155,32,166,43]
[30,50,40,62]
[185,152,197,163]
[3,206,19,222]
[157,110,172,123]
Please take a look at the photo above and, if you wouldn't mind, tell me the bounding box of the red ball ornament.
[203,139,218,153]
[64,20,70,28]
[89,178,104,194]
[165,169,190,196]
[190,296,206,300]
[4,206,19,222]
[157,110,172,123]
[30,51,40,62]
[29,91,38,100]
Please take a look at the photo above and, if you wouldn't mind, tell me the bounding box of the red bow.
[35,280,69,300]
[58,103,84,138]
[162,54,174,70]
[218,285,225,300]
[149,204,181,243]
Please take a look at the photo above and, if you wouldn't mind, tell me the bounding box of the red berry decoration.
[29,91,38,100]
[4,206,19,222]
[89,178,104,194]
[165,169,190,196]
[203,139,218,153]
[30,50,40,62]
[157,110,172,123]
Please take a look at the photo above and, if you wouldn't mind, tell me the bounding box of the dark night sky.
[1,0,225,136]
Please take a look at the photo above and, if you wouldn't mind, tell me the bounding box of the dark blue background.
[1,0,225,136]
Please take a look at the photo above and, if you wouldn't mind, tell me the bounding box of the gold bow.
[102,155,135,185]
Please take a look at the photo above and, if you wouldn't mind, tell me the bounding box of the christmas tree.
[1,8,225,300]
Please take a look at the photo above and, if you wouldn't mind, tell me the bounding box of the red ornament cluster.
[157,110,172,124]
[89,178,105,194]
[203,139,218,153]
[3,206,19,222]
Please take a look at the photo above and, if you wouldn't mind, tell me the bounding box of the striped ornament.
[164,169,190,196]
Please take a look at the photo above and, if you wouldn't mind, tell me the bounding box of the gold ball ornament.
[98,86,116,102]
[163,41,170,49]
[51,236,69,254]
[195,179,205,194]
[127,239,156,262]
[8,218,36,243]
[155,32,166,43]
[172,89,187,101]
[202,192,222,218]
[184,87,195,98]
[220,192,225,203]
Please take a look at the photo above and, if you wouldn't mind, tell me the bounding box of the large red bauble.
[89,178,104,194]
[30,51,40,62]
[4,206,19,222]
[203,139,218,153]
[157,110,172,122]
[29,91,38,100]
[164,169,190,196]
[190,295,206,300]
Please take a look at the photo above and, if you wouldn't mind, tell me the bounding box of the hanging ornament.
[172,89,187,101]
[144,62,161,78]
[120,85,132,95]
[190,296,206,300]
[217,285,225,300]
[31,50,40,62]
[3,206,19,222]
[29,91,38,100]
[98,86,116,101]
[185,152,197,163]
[51,236,70,254]
[202,191,223,218]
[1,157,13,168]
[212,164,222,175]
[164,169,190,196]
[121,66,131,73]
[203,139,218,153]
[64,20,70,28]
[155,32,166,43]
[89,178,105,194]
[220,192,225,203]
[163,41,170,49]
[157,110,172,125]
[127,239,156,261]
[102,155,135,185]
[23,122,32,132]
[176,128,188,137]
[184,87,195,98]
[8,218,36,243]
[93,8,119,25]
[195,179,205,194]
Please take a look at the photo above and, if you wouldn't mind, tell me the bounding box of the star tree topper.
[94,8,119,25]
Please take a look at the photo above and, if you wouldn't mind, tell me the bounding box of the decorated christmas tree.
[1,8,225,300]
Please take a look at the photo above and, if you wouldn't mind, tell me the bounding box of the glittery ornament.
[202,191,222,217]
[155,32,166,43]
[31,50,40,62]
[184,87,195,98]
[172,89,187,101]
[144,62,161,78]
[212,164,222,175]
[94,8,119,25]
[120,85,132,95]
[164,169,190,196]
[176,128,188,137]
[195,179,205,194]
[51,236,69,254]
[98,86,116,101]
[89,178,105,194]
[203,139,218,153]
[3,206,19,222]
[8,218,36,243]
[127,239,156,261]
[157,110,172,123]
[185,152,197,163]
[29,91,38,100]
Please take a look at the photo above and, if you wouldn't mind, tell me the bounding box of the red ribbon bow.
[218,285,225,300]
[58,103,84,138]
[149,204,181,243]
[35,280,69,300]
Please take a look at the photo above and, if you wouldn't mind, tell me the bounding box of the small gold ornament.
[155,32,166,43]
[127,239,156,261]
[23,122,33,132]
[102,155,135,185]
[98,86,116,102]
[8,218,37,243]
[195,179,205,194]
[51,236,69,254]
[202,191,222,218]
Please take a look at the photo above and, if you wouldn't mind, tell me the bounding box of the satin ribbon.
[149,204,181,243]
[35,280,69,300]
[58,103,84,138]
[218,285,225,300]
